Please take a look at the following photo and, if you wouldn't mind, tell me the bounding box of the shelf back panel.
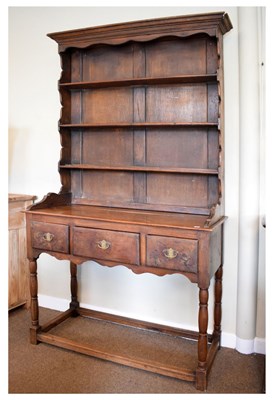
[69,84,218,125]
[68,127,219,169]
[69,170,219,211]
[68,36,218,83]
[59,32,221,215]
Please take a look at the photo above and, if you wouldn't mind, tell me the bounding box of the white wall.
[8,6,265,353]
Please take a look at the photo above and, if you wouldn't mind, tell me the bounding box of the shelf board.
[59,164,218,175]
[59,74,217,90]
[59,122,218,129]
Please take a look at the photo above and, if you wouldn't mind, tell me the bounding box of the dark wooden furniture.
[25,12,232,391]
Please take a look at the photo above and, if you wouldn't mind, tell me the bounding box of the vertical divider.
[133,43,147,204]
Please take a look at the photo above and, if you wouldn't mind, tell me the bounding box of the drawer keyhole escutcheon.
[162,248,178,259]
[43,232,54,242]
[97,239,111,250]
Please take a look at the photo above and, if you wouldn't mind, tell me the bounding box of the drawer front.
[146,235,198,273]
[31,222,69,253]
[73,227,140,265]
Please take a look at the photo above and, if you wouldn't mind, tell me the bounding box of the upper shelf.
[59,164,219,175]
[59,122,219,129]
[59,74,217,90]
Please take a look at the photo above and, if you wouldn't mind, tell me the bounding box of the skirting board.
[38,294,265,355]
[236,336,265,355]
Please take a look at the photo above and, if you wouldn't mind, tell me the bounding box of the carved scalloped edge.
[31,249,198,283]
[204,204,226,228]
[216,30,224,215]
[27,192,72,211]
[58,51,73,193]
[204,205,217,228]
[57,31,216,52]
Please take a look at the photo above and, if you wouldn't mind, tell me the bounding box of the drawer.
[73,227,140,265]
[146,235,198,273]
[31,222,69,253]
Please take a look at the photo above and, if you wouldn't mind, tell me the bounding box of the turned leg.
[29,258,40,344]
[69,262,79,316]
[196,287,209,391]
[213,265,223,346]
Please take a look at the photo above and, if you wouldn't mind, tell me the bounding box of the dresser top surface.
[26,204,225,231]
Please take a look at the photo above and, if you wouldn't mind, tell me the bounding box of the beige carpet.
[9,306,265,394]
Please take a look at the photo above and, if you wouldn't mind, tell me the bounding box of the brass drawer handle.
[43,232,54,242]
[97,239,111,250]
[162,248,178,259]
